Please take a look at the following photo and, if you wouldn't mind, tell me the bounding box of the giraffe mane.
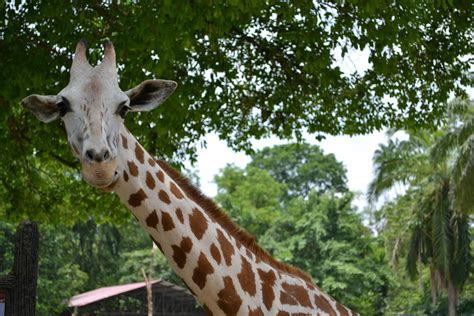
[157,160,314,284]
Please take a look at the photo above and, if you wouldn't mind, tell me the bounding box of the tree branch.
[50,153,79,169]
[232,30,317,87]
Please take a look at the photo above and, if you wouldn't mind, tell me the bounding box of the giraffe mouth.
[82,159,118,188]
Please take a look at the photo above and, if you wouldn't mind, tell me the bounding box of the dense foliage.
[0,0,472,222]
[368,99,474,315]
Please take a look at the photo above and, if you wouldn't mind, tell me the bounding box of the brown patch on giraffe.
[145,171,155,190]
[236,240,243,251]
[217,229,235,266]
[158,190,171,204]
[258,268,276,311]
[203,304,213,316]
[237,255,257,296]
[217,276,242,316]
[156,170,165,182]
[210,243,222,264]
[180,236,193,253]
[170,181,185,199]
[134,143,145,164]
[148,235,163,254]
[192,252,214,290]
[123,170,129,182]
[176,208,184,224]
[248,307,264,316]
[145,210,159,228]
[156,160,314,284]
[291,313,310,316]
[172,245,187,269]
[314,294,336,316]
[336,302,350,316]
[128,189,147,207]
[121,134,128,149]
[280,282,313,308]
[189,208,208,240]
[148,157,156,167]
[276,312,289,316]
[127,161,139,177]
[161,211,175,231]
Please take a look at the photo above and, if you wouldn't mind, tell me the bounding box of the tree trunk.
[418,252,423,291]
[447,279,458,316]
[0,221,39,316]
[429,266,438,307]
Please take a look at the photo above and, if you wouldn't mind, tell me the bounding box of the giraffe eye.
[118,103,131,119]
[56,98,71,117]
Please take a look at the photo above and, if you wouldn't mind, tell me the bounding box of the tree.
[249,142,348,199]
[430,98,474,214]
[367,111,472,315]
[215,164,286,236]
[0,1,472,222]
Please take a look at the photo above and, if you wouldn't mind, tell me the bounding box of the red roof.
[68,280,160,307]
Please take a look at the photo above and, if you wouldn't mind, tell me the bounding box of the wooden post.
[141,268,153,316]
[0,221,39,316]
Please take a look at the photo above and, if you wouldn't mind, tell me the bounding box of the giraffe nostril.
[103,150,110,161]
[84,149,111,162]
[85,149,95,161]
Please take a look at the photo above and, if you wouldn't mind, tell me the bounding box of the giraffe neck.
[111,126,355,316]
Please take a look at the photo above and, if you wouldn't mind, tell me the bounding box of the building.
[65,279,205,315]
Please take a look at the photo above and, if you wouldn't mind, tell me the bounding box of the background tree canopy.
[0,1,471,222]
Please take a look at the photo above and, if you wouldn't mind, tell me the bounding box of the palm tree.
[368,99,472,316]
[430,98,474,215]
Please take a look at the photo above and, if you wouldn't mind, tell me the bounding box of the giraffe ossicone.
[22,40,357,316]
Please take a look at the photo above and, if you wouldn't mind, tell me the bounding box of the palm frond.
[451,135,474,214]
[431,185,451,278]
[430,130,458,164]
[406,225,422,280]
[367,139,428,202]
[456,118,474,145]
[449,214,471,289]
[405,196,433,279]
[446,97,472,118]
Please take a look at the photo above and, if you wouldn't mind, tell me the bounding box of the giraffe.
[21,40,357,316]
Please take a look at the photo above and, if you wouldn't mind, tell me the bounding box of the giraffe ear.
[125,79,177,112]
[21,94,60,123]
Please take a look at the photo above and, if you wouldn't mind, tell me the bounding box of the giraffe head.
[22,40,177,188]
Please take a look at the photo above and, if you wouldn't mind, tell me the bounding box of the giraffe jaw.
[81,159,118,188]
